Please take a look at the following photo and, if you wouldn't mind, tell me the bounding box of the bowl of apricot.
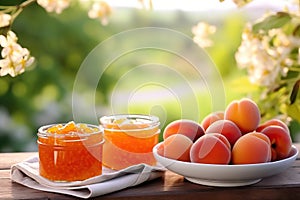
[153,98,299,187]
[153,143,298,187]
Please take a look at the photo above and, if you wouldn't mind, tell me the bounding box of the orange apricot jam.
[99,115,160,170]
[37,121,104,182]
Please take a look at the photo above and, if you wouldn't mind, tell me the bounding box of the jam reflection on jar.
[100,114,160,170]
[37,121,104,182]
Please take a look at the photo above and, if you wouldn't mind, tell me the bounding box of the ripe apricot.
[157,134,193,162]
[260,125,292,161]
[163,119,205,142]
[201,111,224,130]
[225,98,260,134]
[231,132,271,164]
[256,119,289,134]
[190,133,231,164]
[206,119,242,147]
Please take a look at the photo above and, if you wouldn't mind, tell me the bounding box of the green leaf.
[287,104,300,122]
[252,12,292,34]
[290,79,300,104]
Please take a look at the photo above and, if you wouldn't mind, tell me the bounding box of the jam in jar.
[37,121,104,181]
[100,114,160,170]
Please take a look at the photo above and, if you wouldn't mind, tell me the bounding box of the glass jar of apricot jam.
[37,121,104,182]
[99,114,160,170]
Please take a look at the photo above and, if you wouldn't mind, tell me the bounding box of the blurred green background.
[1,1,298,152]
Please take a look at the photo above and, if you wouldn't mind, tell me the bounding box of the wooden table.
[1,144,300,200]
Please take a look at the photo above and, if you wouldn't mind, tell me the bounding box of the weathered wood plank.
[1,161,300,200]
[0,152,37,170]
[0,144,299,200]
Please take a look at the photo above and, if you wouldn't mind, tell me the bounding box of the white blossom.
[235,17,300,87]
[0,13,11,28]
[192,22,216,48]
[0,31,35,77]
[37,0,71,14]
[88,1,111,25]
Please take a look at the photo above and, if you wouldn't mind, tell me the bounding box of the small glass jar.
[37,122,104,182]
[100,114,160,170]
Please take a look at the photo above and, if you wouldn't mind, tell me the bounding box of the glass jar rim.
[38,123,103,138]
[99,114,160,132]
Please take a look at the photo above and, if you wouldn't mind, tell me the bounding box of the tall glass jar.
[100,114,160,170]
[37,122,104,181]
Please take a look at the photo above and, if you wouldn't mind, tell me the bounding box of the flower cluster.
[192,0,255,49]
[192,22,216,48]
[88,1,111,26]
[191,1,300,125]
[235,14,300,88]
[234,9,300,122]
[0,31,34,77]
[37,0,71,14]
[0,0,112,77]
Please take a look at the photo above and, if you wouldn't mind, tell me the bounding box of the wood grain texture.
[0,152,37,170]
[0,144,299,200]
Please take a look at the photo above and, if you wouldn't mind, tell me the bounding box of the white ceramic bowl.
[153,142,299,187]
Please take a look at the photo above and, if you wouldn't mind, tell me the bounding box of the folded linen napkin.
[10,156,165,199]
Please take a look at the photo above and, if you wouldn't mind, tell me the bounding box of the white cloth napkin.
[10,156,165,199]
